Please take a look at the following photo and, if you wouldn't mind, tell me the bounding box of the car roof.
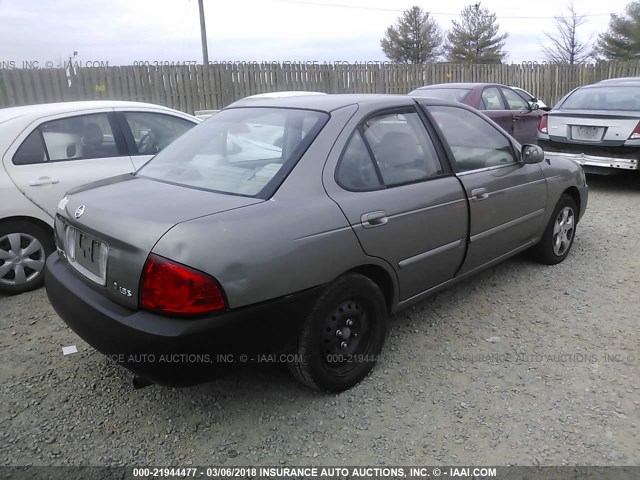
[224,93,479,113]
[247,91,327,99]
[578,82,640,91]
[597,77,640,84]
[412,83,504,90]
[0,100,189,125]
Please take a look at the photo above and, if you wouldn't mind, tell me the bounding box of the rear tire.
[0,221,54,294]
[288,273,388,392]
[532,194,577,265]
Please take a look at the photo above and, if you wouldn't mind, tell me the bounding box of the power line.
[273,0,614,19]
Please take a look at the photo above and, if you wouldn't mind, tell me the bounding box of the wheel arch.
[0,215,54,236]
[563,186,581,217]
[346,264,396,314]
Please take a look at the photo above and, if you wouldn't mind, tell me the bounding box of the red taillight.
[538,114,548,134]
[629,121,640,139]
[140,254,226,316]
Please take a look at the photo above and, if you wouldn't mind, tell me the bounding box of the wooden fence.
[2,62,640,114]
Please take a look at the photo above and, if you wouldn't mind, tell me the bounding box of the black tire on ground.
[288,273,388,392]
[0,221,54,294]
[532,194,578,265]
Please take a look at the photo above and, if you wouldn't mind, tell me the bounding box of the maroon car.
[409,83,544,145]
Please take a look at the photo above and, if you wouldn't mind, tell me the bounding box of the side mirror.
[530,102,540,111]
[521,144,544,164]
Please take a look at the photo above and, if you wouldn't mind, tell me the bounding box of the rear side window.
[336,110,444,190]
[13,130,46,165]
[12,113,121,165]
[336,132,383,191]
[429,106,515,171]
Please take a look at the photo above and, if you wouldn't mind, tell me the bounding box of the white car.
[0,101,199,293]
[228,91,326,107]
[511,87,549,110]
[193,93,326,120]
[194,109,219,120]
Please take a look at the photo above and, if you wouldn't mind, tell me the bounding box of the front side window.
[13,113,120,165]
[501,88,530,110]
[481,87,506,110]
[138,107,328,198]
[124,112,195,155]
[429,106,515,172]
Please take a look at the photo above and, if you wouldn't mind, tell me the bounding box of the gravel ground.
[0,174,638,467]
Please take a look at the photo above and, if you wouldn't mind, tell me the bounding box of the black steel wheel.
[289,273,388,391]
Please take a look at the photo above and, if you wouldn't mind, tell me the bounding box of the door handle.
[361,211,388,228]
[29,177,60,186]
[471,188,489,201]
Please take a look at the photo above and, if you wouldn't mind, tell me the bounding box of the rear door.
[500,86,543,144]
[4,110,135,218]
[425,104,547,275]
[325,106,468,301]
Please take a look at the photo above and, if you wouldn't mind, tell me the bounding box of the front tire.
[0,221,54,294]
[288,273,388,392]
[532,194,578,265]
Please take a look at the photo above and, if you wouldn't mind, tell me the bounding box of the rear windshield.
[137,107,329,198]
[561,86,640,111]
[408,88,471,102]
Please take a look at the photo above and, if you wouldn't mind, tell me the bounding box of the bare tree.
[541,2,593,64]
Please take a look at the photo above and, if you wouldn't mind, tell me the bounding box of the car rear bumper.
[542,151,639,170]
[45,252,323,386]
[538,139,639,170]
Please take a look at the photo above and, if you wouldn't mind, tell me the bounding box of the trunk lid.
[547,110,640,146]
[58,175,262,308]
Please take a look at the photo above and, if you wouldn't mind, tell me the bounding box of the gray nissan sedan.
[45,95,588,392]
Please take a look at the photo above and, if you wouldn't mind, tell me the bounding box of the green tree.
[597,1,640,60]
[380,6,443,63]
[444,2,508,63]
[542,2,593,64]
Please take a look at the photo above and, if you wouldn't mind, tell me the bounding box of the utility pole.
[198,0,209,65]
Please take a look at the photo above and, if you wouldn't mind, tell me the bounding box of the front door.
[500,86,543,145]
[426,104,548,275]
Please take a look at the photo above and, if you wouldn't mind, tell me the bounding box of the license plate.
[64,226,108,285]
[571,125,604,142]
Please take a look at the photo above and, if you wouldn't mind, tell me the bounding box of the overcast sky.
[0,0,633,66]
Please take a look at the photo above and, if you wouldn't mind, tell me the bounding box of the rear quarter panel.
[0,122,54,226]
[151,104,396,309]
